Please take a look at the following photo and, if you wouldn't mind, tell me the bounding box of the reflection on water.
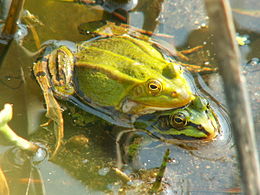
[0,0,259,194]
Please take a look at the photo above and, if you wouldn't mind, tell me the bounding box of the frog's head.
[125,63,194,113]
[134,96,219,141]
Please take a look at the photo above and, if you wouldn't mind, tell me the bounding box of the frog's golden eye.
[170,113,187,129]
[147,80,162,95]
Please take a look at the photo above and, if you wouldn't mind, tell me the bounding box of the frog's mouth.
[121,99,176,115]
[136,96,193,111]
[137,129,217,149]
[150,122,218,142]
[135,113,219,143]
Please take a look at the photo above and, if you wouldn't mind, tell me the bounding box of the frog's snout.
[171,88,193,102]
[171,91,178,97]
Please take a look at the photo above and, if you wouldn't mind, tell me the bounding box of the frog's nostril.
[172,89,192,100]
[171,91,178,97]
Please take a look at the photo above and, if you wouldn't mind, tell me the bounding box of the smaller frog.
[134,96,220,141]
[69,96,223,143]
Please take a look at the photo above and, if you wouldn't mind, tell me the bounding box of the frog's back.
[75,35,170,81]
[73,34,193,111]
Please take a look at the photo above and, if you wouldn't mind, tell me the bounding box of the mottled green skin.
[134,96,219,140]
[74,35,192,114]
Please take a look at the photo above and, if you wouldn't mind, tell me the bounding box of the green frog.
[134,96,221,141]
[114,95,229,169]
[32,22,200,156]
[69,95,223,144]
[34,22,195,125]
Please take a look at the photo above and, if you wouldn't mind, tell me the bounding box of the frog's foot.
[180,62,218,73]
[78,21,174,40]
[111,167,131,182]
[21,10,44,50]
[40,119,53,127]
[119,23,175,39]
[115,129,137,169]
[177,45,204,61]
[44,98,64,160]
[177,45,218,73]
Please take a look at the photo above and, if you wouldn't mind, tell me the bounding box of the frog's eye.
[147,80,162,95]
[170,113,187,129]
[205,102,211,113]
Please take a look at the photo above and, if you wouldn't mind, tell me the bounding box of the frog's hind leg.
[177,46,218,73]
[115,129,137,169]
[180,62,218,73]
[33,60,64,159]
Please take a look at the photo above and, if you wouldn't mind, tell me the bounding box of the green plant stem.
[150,148,170,193]
[0,104,38,152]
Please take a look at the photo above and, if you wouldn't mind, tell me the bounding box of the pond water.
[0,0,259,194]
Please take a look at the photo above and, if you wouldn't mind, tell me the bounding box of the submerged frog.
[134,96,221,141]
[33,22,197,156]
[115,95,228,168]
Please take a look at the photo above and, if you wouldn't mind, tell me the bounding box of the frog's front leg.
[46,45,75,98]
